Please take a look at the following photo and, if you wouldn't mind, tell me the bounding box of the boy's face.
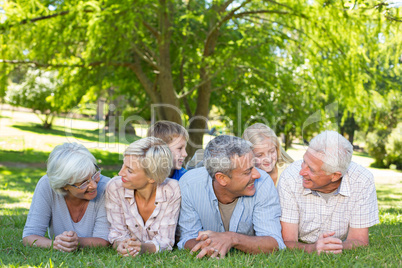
[168,136,188,170]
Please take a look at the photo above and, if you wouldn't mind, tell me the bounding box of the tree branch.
[142,20,160,40]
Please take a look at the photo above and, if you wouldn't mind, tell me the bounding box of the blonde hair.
[124,137,173,184]
[242,123,294,167]
[147,121,189,144]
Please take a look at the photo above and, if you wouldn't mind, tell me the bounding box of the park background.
[0,0,401,267]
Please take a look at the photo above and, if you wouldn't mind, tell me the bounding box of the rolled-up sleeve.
[177,180,204,249]
[277,168,300,224]
[253,174,286,249]
[105,179,131,244]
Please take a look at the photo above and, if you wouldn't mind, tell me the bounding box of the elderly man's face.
[299,148,336,192]
[225,152,261,198]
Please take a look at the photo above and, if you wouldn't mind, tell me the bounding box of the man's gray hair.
[308,130,353,175]
[204,135,252,179]
[47,143,97,195]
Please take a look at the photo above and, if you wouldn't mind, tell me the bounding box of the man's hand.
[116,237,141,257]
[191,230,234,259]
[53,231,79,252]
[315,232,343,255]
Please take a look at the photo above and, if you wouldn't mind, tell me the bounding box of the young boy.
[147,121,188,180]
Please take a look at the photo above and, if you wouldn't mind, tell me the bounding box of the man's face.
[225,152,261,198]
[299,148,335,192]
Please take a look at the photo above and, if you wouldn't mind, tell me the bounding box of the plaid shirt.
[105,177,181,252]
[278,160,379,243]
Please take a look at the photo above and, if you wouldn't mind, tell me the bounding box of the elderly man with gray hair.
[278,130,379,254]
[178,135,285,258]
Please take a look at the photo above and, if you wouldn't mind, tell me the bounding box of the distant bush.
[366,129,390,168]
[366,124,402,170]
[385,123,402,170]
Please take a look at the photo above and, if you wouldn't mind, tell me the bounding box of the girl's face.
[252,138,278,174]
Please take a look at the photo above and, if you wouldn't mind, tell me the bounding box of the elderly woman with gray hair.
[22,143,110,252]
[106,137,181,257]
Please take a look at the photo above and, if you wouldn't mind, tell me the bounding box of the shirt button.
[148,227,150,230]
[155,202,158,205]
[135,224,138,227]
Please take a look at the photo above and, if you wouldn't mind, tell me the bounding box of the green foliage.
[385,123,402,169]
[5,70,79,129]
[366,129,391,168]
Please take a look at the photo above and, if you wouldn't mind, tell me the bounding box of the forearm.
[231,233,279,254]
[283,241,316,253]
[23,235,52,248]
[77,237,110,248]
[342,239,368,250]
[140,242,157,254]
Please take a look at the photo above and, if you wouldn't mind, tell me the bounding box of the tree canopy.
[1,0,401,156]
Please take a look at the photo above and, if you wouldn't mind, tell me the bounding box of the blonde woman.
[243,123,294,185]
[106,137,181,256]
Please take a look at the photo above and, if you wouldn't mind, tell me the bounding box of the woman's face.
[252,138,278,174]
[64,168,100,201]
[118,156,153,190]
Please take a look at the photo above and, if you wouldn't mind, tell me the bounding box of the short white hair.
[124,137,173,184]
[47,143,97,195]
[308,131,353,175]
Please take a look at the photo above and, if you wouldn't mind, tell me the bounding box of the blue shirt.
[170,167,187,181]
[177,167,285,249]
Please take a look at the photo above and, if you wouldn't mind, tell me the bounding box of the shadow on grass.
[0,150,49,163]
[12,123,102,143]
[0,194,23,205]
[0,167,46,192]
[0,149,123,167]
[12,123,141,144]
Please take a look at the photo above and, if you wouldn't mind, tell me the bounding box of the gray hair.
[47,143,97,195]
[308,131,353,175]
[204,135,252,179]
[124,137,173,184]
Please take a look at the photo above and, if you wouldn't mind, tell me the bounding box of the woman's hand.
[53,231,79,252]
[116,237,141,257]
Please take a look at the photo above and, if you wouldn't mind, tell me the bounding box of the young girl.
[243,123,294,185]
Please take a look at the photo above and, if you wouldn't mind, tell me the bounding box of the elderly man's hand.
[53,231,79,252]
[315,232,343,254]
[191,230,234,259]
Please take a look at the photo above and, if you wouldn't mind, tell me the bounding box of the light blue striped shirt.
[178,167,285,249]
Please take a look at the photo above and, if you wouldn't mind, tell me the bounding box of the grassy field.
[0,109,401,267]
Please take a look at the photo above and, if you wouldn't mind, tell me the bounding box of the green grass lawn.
[0,164,401,267]
[0,109,401,267]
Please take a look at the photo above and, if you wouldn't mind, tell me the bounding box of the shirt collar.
[207,175,218,202]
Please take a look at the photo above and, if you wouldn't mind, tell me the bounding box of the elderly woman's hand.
[53,231,79,252]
